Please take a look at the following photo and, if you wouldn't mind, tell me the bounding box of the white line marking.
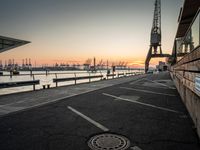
[130,78,145,85]
[102,93,181,114]
[146,79,176,89]
[120,87,176,97]
[67,106,109,132]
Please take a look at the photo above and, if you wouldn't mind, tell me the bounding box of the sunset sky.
[0,0,183,68]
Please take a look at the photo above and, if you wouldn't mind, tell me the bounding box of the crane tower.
[145,0,170,73]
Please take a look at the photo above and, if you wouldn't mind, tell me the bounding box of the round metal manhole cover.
[88,133,130,150]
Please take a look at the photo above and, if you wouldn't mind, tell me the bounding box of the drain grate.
[88,133,130,150]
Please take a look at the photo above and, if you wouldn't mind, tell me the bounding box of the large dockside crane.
[145,0,170,73]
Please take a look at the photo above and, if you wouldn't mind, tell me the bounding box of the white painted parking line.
[102,93,181,114]
[120,87,176,97]
[67,106,109,132]
[146,79,176,89]
[130,78,145,85]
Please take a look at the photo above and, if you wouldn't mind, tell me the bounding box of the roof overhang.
[0,36,30,53]
[176,0,200,38]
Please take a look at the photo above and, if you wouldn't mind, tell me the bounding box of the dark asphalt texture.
[0,73,199,150]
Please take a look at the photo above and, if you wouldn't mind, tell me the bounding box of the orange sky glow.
[0,0,183,68]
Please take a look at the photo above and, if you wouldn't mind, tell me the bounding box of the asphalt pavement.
[0,72,199,150]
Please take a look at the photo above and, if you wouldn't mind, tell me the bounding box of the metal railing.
[0,71,144,93]
[0,80,40,90]
[53,74,103,87]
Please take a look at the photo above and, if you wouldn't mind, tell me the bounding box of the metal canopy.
[0,36,30,53]
[176,0,200,38]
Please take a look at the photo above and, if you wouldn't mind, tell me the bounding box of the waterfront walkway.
[0,72,199,150]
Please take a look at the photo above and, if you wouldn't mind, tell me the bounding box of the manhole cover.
[88,133,130,150]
